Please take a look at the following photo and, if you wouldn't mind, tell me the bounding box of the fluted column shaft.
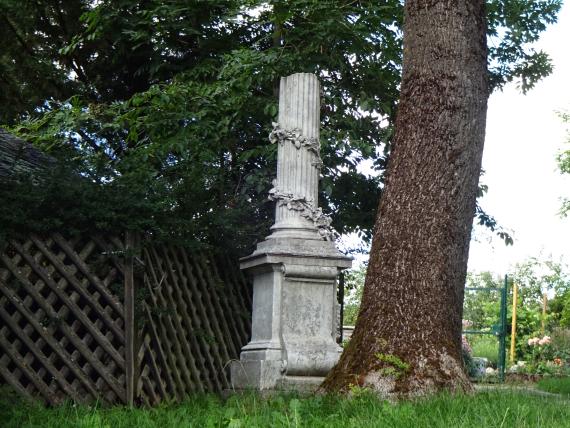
[270,73,321,238]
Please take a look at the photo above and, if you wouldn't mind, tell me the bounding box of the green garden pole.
[497,275,508,383]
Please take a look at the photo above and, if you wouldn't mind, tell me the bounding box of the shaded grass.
[536,377,570,396]
[1,389,570,428]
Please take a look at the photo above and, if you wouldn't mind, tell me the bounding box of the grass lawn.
[2,389,570,428]
[536,377,570,396]
[469,335,499,366]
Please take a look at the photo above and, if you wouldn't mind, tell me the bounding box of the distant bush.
[551,328,570,363]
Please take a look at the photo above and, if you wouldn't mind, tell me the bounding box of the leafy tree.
[323,0,491,396]
[463,272,503,330]
[513,257,569,303]
[561,295,570,327]
[0,0,85,122]
[2,0,403,251]
[0,0,561,254]
[512,257,570,333]
[511,258,570,359]
[465,259,570,360]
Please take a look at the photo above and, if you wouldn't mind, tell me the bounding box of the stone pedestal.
[231,73,351,391]
[231,239,351,390]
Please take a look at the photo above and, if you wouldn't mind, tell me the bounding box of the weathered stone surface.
[268,73,335,241]
[230,360,284,390]
[231,73,351,392]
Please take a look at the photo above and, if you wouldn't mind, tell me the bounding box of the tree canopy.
[0,0,562,252]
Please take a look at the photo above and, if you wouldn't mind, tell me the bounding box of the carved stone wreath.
[269,123,323,168]
[268,187,338,241]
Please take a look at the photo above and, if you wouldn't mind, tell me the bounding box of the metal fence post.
[509,282,518,367]
[497,274,508,383]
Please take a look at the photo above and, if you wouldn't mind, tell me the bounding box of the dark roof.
[0,129,55,179]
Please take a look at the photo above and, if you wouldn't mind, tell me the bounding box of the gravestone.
[231,73,352,391]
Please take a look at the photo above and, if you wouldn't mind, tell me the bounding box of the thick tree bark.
[322,0,488,397]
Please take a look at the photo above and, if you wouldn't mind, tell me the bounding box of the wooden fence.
[0,233,251,406]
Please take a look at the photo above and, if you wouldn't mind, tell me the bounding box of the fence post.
[509,282,518,366]
[497,275,508,382]
[124,232,136,406]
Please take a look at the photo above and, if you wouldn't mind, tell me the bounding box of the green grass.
[2,389,570,428]
[536,377,570,396]
[470,335,499,366]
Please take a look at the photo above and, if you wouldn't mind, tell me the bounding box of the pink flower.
[538,336,551,346]
[528,337,540,346]
[462,320,473,328]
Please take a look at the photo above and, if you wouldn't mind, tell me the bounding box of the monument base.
[230,360,284,391]
[230,359,325,393]
[277,376,325,392]
[231,236,350,392]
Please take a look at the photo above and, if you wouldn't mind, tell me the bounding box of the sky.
[467,2,570,274]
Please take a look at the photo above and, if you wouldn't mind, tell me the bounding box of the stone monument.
[231,73,352,391]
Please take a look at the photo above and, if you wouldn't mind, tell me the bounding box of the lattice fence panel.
[136,245,252,405]
[0,234,126,405]
[0,233,252,406]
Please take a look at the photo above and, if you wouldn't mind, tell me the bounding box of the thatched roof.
[0,129,55,179]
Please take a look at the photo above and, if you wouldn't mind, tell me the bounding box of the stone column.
[269,73,322,239]
[231,73,351,391]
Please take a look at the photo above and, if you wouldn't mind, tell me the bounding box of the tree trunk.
[322,0,488,397]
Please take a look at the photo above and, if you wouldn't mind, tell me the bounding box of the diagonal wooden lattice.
[0,233,126,405]
[0,233,251,406]
[135,245,252,405]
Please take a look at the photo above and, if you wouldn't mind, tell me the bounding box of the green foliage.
[2,389,570,427]
[463,272,503,331]
[551,328,570,363]
[3,0,403,250]
[465,258,570,363]
[375,353,410,378]
[512,329,570,375]
[342,265,366,326]
[470,336,499,367]
[0,166,167,241]
[0,0,562,252]
[562,293,570,327]
[513,257,570,303]
[487,0,562,92]
[558,111,570,217]
[512,257,570,336]
[0,0,85,123]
